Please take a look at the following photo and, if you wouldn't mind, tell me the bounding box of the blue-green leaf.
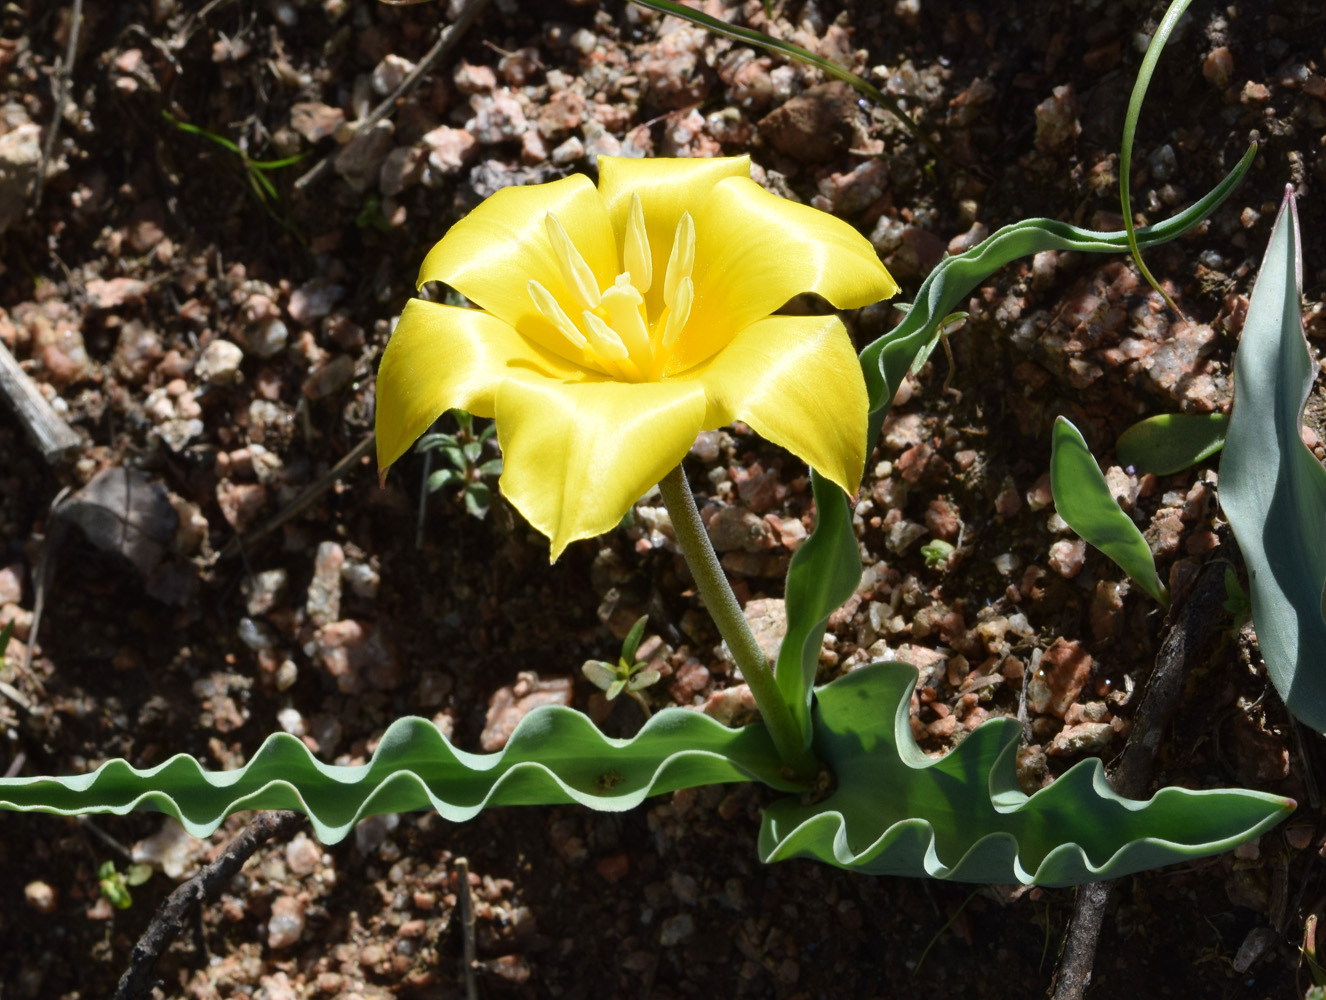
[1219,188,1326,732]
[1116,412,1228,475]
[0,708,796,843]
[774,470,861,749]
[759,663,1293,885]
[1051,416,1168,606]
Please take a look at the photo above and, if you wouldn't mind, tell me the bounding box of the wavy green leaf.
[774,469,861,748]
[759,663,1293,886]
[0,707,796,843]
[1116,412,1228,475]
[1052,416,1168,606]
[861,143,1255,445]
[1219,188,1326,732]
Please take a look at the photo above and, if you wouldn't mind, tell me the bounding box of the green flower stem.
[657,465,818,780]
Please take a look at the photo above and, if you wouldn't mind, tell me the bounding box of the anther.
[545,213,602,311]
[663,212,695,308]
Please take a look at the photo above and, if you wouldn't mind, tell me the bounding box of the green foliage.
[920,539,955,568]
[161,110,308,214]
[582,614,662,715]
[0,619,12,659]
[858,142,1256,449]
[758,663,1292,884]
[1050,417,1168,607]
[97,860,153,910]
[1115,412,1228,475]
[0,709,797,843]
[416,409,502,520]
[1218,189,1326,733]
[1118,0,1203,314]
[1223,567,1252,622]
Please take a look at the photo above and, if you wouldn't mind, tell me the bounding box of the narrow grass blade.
[1051,416,1168,606]
[1219,188,1326,732]
[627,0,942,159]
[759,663,1294,885]
[1119,0,1198,314]
[1116,412,1228,475]
[0,708,796,843]
[861,143,1255,445]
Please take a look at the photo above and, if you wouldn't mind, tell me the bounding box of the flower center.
[528,193,695,381]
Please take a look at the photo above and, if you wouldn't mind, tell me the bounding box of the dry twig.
[0,341,80,462]
[294,0,492,190]
[1050,555,1234,1000]
[114,811,304,1000]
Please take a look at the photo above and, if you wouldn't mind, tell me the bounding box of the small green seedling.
[0,620,12,659]
[1222,568,1252,622]
[415,410,503,520]
[97,860,153,910]
[920,539,955,569]
[1302,914,1326,996]
[162,110,308,205]
[581,615,662,716]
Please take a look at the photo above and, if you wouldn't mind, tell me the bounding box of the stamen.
[545,213,602,310]
[661,276,693,349]
[580,311,630,360]
[624,193,652,293]
[528,280,588,351]
[663,211,695,308]
[600,274,652,364]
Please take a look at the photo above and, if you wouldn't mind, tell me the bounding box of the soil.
[0,0,1324,998]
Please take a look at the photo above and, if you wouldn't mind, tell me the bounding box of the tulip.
[376,154,898,559]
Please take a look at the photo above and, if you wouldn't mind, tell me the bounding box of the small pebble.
[24,881,57,914]
[267,895,305,948]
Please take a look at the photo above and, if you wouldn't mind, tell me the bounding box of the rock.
[238,317,288,358]
[704,505,773,552]
[0,563,23,605]
[243,568,287,616]
[701,683,758,726]
[638,26,709,110]
[371,53,415,96]
[466,89,528,144]
[285,827,323,870]
[536,88,586,139]
[659,912,695,946]
[306,541,344,627]
[758,81,862,163]
[422,125,479,179]
[814,158,889,216]
[1033,84,1081,154]
[0,122,42,236]
[195,338,245,383]
[334,120,394,192]
[216,480,268,531]
[1026,638,1093,718]
[1047,721,1114,757]
[714,598,787,676]
[112,320,163,382]
[288,278,344,325]
[379,145,424,197]
[480,672,573,751]
[289,101,344,143]
[312,618,401,692]
[302,354,355,400]
[1048,538,1087,578]
[267,895,305,948]
[24,880,56,914]
[550,135,584,165]
[132,817,205,879]
[86,277,149,309]
[453,60,497,94]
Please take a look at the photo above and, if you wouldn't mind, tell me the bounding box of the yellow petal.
[669,176,899,374]
[494,376,708,560]
[692,314,869,494]
[597,155,750,318]
[375,299,586,474]
[418,174,617,338]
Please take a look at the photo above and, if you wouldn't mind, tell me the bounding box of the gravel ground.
[1,0,1324,997]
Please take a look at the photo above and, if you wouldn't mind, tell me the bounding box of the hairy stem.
[657,465,816,778]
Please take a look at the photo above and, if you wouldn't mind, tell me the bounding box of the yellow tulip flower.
[376,155,898,559]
